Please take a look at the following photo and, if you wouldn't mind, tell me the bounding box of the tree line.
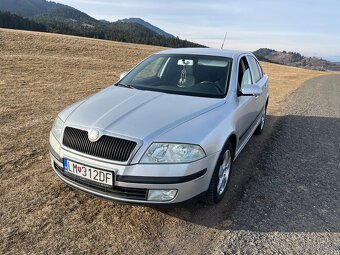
[0,11,47,32]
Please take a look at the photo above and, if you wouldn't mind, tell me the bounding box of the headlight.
[140,143,206,164]
[51,117,64,142]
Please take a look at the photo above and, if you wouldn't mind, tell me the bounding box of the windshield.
[119,54,233,98]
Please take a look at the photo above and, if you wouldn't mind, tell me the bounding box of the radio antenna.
[221,32,227,49]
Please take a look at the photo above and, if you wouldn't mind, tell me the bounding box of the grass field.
[0,28,326,254]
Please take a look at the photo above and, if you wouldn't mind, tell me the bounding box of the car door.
[246,55,268,113]
[235,56,259,144]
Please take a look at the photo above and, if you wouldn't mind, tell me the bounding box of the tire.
[206,141,234,204]
[254,106,266,135]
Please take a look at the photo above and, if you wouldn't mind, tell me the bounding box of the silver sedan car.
[49,48,269,205]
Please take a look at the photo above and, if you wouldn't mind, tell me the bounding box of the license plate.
[63,159,113,187]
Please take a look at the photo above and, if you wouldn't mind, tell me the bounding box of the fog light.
[147,189,177,201]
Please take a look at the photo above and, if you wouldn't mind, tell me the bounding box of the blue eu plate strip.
[63,159,69,171]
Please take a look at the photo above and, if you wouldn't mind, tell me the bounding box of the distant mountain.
[98,19,111,24]
[0,0,74,17]
[0,0,204,48]
[32,6,98,25]
[118,18,174,38]
[0,0,100,25]
[254,48,340,71]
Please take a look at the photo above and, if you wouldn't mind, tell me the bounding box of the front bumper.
[49,133,219,204]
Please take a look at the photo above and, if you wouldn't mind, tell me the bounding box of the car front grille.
[54,163,148,201]
[62,127,137,162]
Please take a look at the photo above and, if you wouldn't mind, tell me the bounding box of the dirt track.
[1,28,338,254]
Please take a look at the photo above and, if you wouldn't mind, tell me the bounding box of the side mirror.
[240,85,262,96]
[120,71,128,80]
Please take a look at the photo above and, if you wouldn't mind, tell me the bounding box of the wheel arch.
[265,96,269,109]
[205,132,237,204]
[225,133,237,160]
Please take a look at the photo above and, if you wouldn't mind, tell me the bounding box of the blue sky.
[55,0,340,60]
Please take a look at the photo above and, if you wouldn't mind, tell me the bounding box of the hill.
[0,0,80,17]
[254,48,340,71]
[118,18,174,38]
[0,0,203,48]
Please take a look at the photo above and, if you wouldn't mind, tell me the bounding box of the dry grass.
[0,28,326,254]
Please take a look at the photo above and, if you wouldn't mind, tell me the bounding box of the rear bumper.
[49,135,219,204]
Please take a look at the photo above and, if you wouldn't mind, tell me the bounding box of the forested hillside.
[0,11,47,32]
[254,48,340,71]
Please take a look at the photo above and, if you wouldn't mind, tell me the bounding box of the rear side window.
[247,56,262,83]
[238,56,252,89]
[256,61,264,77]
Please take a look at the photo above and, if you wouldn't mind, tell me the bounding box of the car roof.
[155,48,252,60]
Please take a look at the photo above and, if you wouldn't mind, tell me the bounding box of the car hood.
[64,86,225,141]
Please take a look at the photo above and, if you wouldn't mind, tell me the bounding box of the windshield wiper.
[115,82,136,89]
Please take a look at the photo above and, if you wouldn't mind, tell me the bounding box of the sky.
[54,0,340,60]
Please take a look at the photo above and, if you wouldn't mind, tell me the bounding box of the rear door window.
[238,56,252,90]
[247,56,262,83]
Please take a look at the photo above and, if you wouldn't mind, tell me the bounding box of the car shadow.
[153,114,340,233]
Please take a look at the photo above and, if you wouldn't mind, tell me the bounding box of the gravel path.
[216,74,340,254]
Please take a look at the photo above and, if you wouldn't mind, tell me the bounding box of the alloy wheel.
[217,149,231,195]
